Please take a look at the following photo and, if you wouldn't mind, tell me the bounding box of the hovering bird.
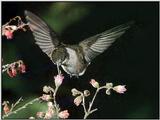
[25,10,133,77]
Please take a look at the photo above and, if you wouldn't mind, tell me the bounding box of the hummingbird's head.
[51,47,68,65]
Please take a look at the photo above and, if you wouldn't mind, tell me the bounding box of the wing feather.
[25,10,59,57]
[79,21,134,62]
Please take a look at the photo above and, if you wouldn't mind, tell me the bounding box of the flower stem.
[2,63,12,73]
[83,86,107,119]
[53,86,60,118]
[83,89,98,119]
[82,94,87,114]
[10,97,23,112]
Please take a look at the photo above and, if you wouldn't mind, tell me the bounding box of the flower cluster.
[2,73,70,119]
[71,79,127,119]
[2,60,26,77]
[90,79,127,94]
[30,74,69,119]
[31,101,69,119]
[2,55,126,119]
[71,88,90,106]
[2,16,28,40]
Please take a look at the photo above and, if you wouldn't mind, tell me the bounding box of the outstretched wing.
[79,21,134,63]
[25,10,59,57]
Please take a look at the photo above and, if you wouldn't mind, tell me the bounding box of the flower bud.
[19,64,26,73]
[11,66,17,77]
[43,86,53,93]
[90,79,99,88]
[47,102,54,108]
[7,64,17,77]
[29,117,35,119]
[4,30,13,39]
[83,90,90,97]
[41,94,51,101]
[7,69,14,77]
[3,104,10,114]
[113,85,127,94]
[54,74,64,87]
[58,110,69,119]
[36,112,45,118]
[74,95,83,106]
[106,83,113,89]
[71,88,81,96]
[44,108,54,119]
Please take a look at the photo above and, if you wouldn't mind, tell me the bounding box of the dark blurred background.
[2,2,159,119]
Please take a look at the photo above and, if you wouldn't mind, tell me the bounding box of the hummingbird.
[25,10,133,77]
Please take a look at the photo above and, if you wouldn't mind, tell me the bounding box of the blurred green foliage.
[43,3,91,33]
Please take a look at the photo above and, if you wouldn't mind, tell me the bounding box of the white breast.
[61,47,87,76]
[66,47,78,65]
[61,48,78,75]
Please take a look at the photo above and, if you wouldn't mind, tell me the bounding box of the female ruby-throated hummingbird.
[25,10,133,77]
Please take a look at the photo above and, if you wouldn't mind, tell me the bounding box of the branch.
[2,98,40,119]
[83,86,106,119]
[82,94,87,114]
[10,97,23,112]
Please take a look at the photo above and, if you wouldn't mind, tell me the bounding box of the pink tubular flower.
[44,108,54,119]
[11,67,17,76]
[36,112,45,118]
[113,85,127,94]
[74,95,83,106]
[54,74,64,87]
[7,70,15,78]
[7,65,17,77]
[90,79,99,88]
[3,104,10,114]
[47,102,54,108]
[58,110,69,119]
[40,94,51,101]
[19,64,26,73]
[4,30,13,39]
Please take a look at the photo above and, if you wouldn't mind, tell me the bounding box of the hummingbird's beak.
[56,62,61,75]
